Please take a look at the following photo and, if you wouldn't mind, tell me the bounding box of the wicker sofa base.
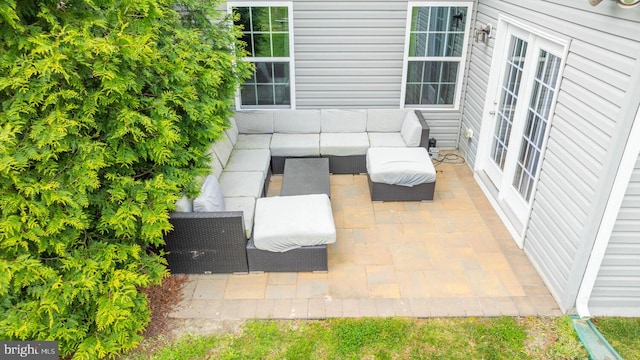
[367,175,435,202]
[165,212,249,274]
[272,155,366,175]
[272,156,322,174]
[326,155,367,174]
[246,239,328,272]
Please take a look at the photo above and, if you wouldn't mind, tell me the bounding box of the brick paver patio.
[170,156,562,320]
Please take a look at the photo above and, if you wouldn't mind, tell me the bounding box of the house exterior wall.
[227,0,640,314]
[459,0,640,312]
[589,152,640,316]
[227,0,474,149]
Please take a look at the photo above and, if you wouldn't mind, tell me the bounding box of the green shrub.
[0,0,250,358]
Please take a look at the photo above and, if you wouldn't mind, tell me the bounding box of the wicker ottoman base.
[367,175,435,202]
[246,239,328,272]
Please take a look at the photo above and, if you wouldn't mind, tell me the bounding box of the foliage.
[0,0,251,358]
[593,317,640,359]
[127,317,589,359]
[522,316,588,359]
[332,317,409,358]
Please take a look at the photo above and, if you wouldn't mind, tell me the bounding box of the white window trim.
[228,1,296,110]
[400,1,473,111]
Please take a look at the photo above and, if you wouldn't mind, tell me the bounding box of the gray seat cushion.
[366,109,408,132]
[224,196,256,239]
[235,134,272,149]
[219,171,264,198]
[320,133,370,156]
[273,110,321,133]
[224,149,271,177]
[270,133,320,157]
[366,147,436,186]
[210,134,234,167]
[234,111,274,133]
[368,133,407,147]
[253,194,336,252]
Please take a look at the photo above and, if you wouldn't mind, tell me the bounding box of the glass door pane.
[512,50,561,202]
[491,36,528,170]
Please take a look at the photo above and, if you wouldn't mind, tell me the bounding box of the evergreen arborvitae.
[0,0,250,357]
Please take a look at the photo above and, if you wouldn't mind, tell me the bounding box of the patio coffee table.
[281,158,330,197]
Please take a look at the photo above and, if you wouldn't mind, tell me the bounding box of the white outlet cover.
[466,128,474,139]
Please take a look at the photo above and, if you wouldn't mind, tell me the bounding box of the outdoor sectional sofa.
[163,109,434,274]
[235,109,431,174]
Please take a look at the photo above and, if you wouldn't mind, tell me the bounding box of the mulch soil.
[140,274,189,338]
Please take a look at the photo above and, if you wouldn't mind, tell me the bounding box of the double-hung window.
[231,3,295,109]
[402,3,472,109]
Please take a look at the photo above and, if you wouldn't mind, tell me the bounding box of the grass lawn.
[128,316,589,359]
[593,317,640,360]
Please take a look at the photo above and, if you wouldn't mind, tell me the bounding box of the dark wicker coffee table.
[281,158,330,197]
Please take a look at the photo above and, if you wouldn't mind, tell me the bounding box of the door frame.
[474,15,569,247]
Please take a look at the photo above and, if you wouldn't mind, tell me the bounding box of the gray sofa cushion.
[367,133,407,147]
[219,171,264,198]
[400,111,423,147]
[193,175,226,212]
[273,110,321,133]
[175,195,193,212]
[320,109,367,132]
[225,117,239,145]
[224,149,271,177]
[366,109,409,132]
[253,194,336,252]
[320,133,370,156]
[235,111,274,134]
[224,196,256,239]
[270,133,320,157]
[366,147,436,186]
[211,133,234,167]
[206,146,225,179]
[235,134,272,149]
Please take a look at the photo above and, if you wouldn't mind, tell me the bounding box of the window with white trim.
[402,3,471,109]
[231,3,294,108]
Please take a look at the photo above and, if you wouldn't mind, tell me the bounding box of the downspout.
[575,101,640,318]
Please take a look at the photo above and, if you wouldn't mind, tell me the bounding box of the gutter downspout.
[576,103,640,318]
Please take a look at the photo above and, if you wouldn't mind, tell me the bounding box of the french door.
[479,21,565,244]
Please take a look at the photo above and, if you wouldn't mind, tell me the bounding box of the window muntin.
[403,4,471,108]
[512,50,561,201]
[239,62,290,106]
[232,5,293,108]
[491,36,528,170]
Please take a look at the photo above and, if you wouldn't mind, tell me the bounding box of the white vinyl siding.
[461,0,640,311]
[228,0,474,148]
[293,0,408,108]
[589,154,640,316]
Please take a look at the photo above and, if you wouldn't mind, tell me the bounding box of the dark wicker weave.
[414,110,431,149]
[262,167,272,196]
[272,155,323,174]
[246,239,328,272]
[326,155,367,174]
[367,175,435,202]
[165,211,249,274]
